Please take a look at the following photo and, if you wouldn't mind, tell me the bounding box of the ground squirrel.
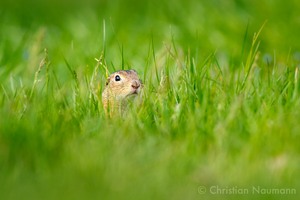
[102,69,142,116]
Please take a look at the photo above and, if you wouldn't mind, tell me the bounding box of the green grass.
[1,0,300,199]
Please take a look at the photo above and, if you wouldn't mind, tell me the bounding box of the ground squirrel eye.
[115,75,121,81]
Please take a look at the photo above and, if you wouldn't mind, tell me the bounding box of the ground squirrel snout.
[102,69,142,115]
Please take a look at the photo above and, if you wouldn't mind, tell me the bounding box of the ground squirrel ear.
[105,77,110,86]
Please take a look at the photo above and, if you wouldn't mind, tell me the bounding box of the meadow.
[1,0,300,199]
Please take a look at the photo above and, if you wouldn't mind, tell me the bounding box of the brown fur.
[102,70,142,116]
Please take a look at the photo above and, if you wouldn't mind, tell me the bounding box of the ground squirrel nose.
[131,80,140,89]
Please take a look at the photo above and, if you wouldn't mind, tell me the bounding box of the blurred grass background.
[1,0,300,199]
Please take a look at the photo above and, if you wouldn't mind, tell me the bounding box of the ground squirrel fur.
[102,69,142,116]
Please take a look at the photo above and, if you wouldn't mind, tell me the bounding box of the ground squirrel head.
[102,69,142,115]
